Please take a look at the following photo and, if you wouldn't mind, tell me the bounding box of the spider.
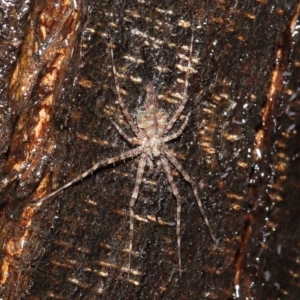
[35,33,216,277]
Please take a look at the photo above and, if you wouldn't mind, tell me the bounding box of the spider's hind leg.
[110,46,142,139]
[163,31,194,135]
[111,119,142,145]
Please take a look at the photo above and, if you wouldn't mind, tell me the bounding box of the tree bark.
[0,0,299,299]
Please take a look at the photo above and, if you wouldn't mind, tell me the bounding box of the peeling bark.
[0,1,299,299]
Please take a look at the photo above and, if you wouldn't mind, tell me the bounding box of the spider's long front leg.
[33,146,143,207]
[128,153,147,277]
[165,150,216,243]
[164,32,194,135]
[160,156,183,276]
[110,48,142,139]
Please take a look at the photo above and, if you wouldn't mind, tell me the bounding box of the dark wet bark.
[0,0,300,299]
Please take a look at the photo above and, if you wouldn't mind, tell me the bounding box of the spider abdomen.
[137,106,168,138]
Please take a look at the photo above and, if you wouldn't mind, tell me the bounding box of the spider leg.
[33,146,143,207]
[156,159,161,173]
[165,150,216,243]
[110,47,142,138]
[164,31,194,135]
[163,112,191,143]
[111,120,142,145]
[160,156,183,276]
[146,156,154,173]
[128,153,147,278]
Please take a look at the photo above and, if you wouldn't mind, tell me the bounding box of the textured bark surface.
[0,0,300,299]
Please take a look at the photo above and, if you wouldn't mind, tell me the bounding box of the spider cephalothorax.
[35,32,216,279]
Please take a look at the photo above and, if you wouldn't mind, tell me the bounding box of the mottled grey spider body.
[35,33,216,278]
